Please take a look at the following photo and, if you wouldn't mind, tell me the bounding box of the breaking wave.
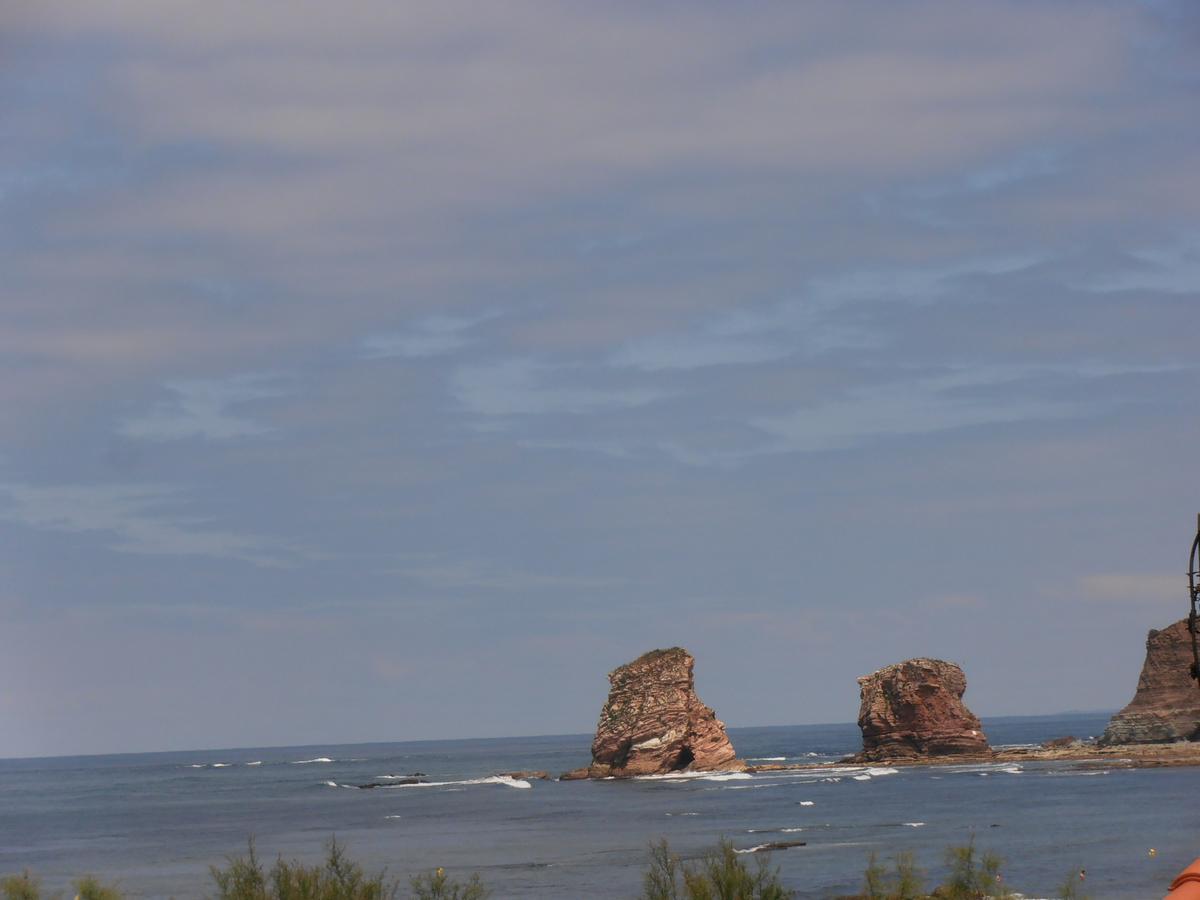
[381,775,531,790]
[735,844,772,854]
[293,757,335,764]
[634,771,752,782]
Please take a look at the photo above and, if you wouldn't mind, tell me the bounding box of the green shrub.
[862,851,924,900]
[211,838,400,900]
[209,839,489,900]
[935,836,1012,900]
[73,876,124,900]
[641,839,793,900]
[408,868,488,900]
[0,872,41,900]
[1056,871,1088,900]
[863,852,888,899]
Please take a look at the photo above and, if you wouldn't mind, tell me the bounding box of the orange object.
[1166,858,1200,899]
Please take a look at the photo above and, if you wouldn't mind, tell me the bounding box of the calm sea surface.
[2,714,1196,899]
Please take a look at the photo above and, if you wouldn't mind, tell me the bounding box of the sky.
[2,0,1198,759]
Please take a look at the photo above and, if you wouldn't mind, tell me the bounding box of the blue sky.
[2,0,1198,757]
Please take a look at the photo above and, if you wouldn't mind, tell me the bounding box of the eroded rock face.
[1100,619,1200,745]
[563,647,742,778]
[856,658,989,760]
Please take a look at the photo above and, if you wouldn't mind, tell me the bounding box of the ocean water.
[2,714,1196,899]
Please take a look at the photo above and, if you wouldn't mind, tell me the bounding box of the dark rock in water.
[356,777,423,788]
[746,840,806,852]
[562,647,743,779]
[856,658,990,760]
[1101,619,1200,745]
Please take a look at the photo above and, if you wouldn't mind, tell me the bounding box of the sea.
[2,713,1196,899]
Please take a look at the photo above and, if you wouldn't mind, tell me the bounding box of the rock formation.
[1100,619,1200,745]
[856,658,990,760]
[562,647,743,779]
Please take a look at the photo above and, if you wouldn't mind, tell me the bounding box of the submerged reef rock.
[856,658,990,760]
[1101,619,1200,745]
[562,647,742,779]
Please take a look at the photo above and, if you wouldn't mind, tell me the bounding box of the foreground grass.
[209,839,488,900]
[0,836,1090,899]
[641,839,791,900]
[848,836,1089,900]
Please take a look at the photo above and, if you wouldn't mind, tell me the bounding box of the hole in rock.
[612,740,632,769]
[671,747,695,771]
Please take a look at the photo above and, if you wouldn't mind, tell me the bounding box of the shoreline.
[744,740,1200,773]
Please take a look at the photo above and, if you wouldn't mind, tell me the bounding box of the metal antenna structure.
[1190,513,1200,686]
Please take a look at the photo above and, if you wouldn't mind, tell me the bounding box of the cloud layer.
[1,0,1198,757]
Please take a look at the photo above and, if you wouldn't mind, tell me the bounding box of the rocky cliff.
[562,647,742,779]
[1100,619,1200,745]
[856,658,990,760]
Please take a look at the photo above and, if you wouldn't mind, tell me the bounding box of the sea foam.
[383,775,531,790]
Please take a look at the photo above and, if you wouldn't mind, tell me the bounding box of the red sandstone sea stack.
[1100,619,1200,745]
[562,647,743,779]
[856,658,990,760]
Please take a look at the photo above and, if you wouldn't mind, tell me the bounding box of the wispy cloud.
[451,358,670,417]
[1073,234,1200,294]
[118,374,286,442]
[361,313,496,360]
[610,333,789,372]
[0,482,297,566]
[1080,573,1182,604]
[751,366,1083,454]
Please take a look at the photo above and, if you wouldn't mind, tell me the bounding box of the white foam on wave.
[246,761,262,766]
[781,827,804,833]
[747,757,786,762]
[665,812,700,817]
[820,777,841,783]
[383,775,531,790]
[799,800,814,806]
[865,767,898,776]
[211,763,232,768]
[188,764,205,768]
[735,844,770,855]
[634,770,749,782]
[384,815,402,819]
[904,822,925,827]
[1000,765,1023,774]
[852,774,872,781]
[293,757,334,764]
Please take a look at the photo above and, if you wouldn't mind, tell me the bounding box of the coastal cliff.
[562,647,742,779]
[856,658,990,760]
[1100,619,1200,745]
